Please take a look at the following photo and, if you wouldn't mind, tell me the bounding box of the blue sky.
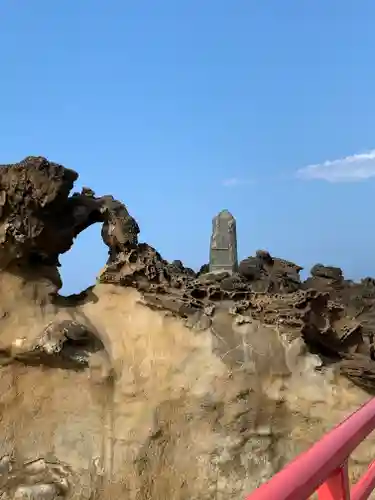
[1,1,375,294]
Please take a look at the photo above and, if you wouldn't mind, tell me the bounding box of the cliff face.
[0,157,374,499]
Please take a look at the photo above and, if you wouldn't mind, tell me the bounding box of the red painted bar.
[316,463,350,500]
[246,398,375,500]
[351,461,375,500]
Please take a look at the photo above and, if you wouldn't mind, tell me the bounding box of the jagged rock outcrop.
[0,156,139,273]
[238,250,302,292]
[1,156,375,498]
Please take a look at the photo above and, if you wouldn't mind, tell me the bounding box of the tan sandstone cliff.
[0,157,374,500]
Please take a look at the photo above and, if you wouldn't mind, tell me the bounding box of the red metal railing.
[246,398,375,500]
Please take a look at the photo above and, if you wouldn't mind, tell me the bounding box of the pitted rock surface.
[0,456,72,499]
[2,156,375,498]
[0,156,139,270]
[0,157,374,389]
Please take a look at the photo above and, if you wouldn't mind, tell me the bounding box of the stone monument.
[209,209,238,273]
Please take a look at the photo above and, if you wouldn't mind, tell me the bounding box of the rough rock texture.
[1,157,375,499]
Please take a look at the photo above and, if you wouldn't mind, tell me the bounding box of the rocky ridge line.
[0,156,374,391]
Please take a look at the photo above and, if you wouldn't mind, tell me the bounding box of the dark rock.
[238,253,302,293]
[238,257,263,281]
[0,156,140,279]
[221,275,248,292]
[197,263,209,276]
[255,249,274,265]
[311,264,343,281]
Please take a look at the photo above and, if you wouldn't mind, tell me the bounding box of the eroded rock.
[0,456,71,500]
[1,156,375,498]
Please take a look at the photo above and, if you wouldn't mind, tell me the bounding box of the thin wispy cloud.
[221,177,254,187]
[297,149,375,183]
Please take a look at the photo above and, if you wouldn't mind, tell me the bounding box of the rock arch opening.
[59,223,108,296]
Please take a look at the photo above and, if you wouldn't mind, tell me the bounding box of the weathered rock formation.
[0,156,375,499]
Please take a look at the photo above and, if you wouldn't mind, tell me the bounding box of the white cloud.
[296,149,375,183]
[222,177,253,187]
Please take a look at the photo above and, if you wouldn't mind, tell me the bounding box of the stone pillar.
[209,209,238,273]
